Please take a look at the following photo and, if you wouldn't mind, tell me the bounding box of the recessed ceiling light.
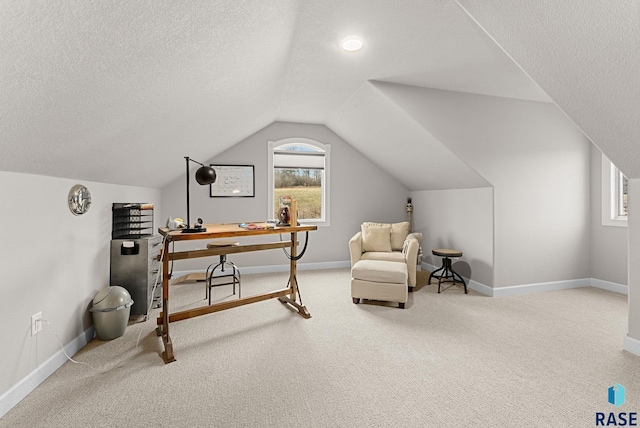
[342,37,363,52]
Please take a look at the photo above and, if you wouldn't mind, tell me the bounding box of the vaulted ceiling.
[1,1,638,189]
[457,0,640,179]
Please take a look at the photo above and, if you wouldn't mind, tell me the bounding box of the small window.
[615,166,628,219]
[267,138,330,226]
[602,154,628,227]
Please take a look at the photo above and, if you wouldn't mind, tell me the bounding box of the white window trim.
[267,137,331,227]
[601,154,628,227]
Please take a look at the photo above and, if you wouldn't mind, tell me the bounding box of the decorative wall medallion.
[68,184,92,215]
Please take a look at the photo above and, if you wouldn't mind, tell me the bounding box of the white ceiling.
[457,0,640,178]
[6,0,622,190]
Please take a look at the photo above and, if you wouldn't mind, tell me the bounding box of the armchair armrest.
[349,231,363,267]
[403,236,421,287]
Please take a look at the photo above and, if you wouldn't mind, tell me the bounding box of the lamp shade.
[195,166,217,185]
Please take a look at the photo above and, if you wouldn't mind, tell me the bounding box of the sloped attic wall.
[160,121,410,273]
[457,0,640,180]
[0,172,160,413]
[377,82,591,289]
[457,0,640,354]
[327,81,490,191]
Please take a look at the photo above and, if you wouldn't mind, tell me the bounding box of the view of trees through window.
[274,169,323,220]
[619,169,628,217]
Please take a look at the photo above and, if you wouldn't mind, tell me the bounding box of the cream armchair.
[349,222,422,291]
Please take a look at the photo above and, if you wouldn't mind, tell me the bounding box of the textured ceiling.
[278,0,551,124]
[0,0,298,187]
[457,0,640,178]
[1,0,570,189]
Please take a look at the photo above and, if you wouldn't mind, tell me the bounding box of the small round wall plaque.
[68,184,92,215]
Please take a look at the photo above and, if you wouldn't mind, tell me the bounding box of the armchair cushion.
[361,222,392,252]
[352,259,408,284]
[361,252,406,263]
[390,221,410,250]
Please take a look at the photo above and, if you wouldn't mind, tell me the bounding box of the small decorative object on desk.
[277,206,290,226]
[277,196,298,226]
[238,223,274,230]
[166,217,186,230]
[279,195,292,207]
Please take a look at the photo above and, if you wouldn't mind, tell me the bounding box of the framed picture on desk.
[209,164,255,197]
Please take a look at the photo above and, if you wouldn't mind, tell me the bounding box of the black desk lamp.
[183,156,217,233]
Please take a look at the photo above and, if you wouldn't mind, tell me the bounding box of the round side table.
[428,249,467,294]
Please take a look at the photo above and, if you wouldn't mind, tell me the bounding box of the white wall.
[377,84,591,288]
[0,171,160,415]
[160,121,410,273]
[627,179,640,342]
[410,187,494,286]
[590,145,628,286]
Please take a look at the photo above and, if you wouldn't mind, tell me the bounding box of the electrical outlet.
[31,312,42,336]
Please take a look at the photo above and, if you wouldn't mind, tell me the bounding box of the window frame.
[267,137,331,227]
[601,154,628,227]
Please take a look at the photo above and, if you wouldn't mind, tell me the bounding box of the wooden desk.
[156,222,317,363]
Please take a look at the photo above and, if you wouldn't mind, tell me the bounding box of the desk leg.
[289,231,298,302]
[157,238,175,363]
[278,231,311,319]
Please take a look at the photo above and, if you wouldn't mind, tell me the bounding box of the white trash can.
[90,286,133,340]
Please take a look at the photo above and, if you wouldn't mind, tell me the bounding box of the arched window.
[267,138,330,225]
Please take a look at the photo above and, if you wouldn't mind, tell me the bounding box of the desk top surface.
[158,222,317,242]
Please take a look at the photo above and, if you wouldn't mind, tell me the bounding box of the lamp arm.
[186,157,206,167]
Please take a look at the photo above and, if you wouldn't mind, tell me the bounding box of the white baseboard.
[485,278,626,297]
[421,262,628,297]
[491,278,591,297]
[467,279,494,296]
[624,335,640,357]
[0,327,94,418]
[591,278,628,295]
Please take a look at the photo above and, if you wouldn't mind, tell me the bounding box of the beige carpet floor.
[1,268,638,427]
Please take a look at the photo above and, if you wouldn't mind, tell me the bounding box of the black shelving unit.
[112,203,154,239]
